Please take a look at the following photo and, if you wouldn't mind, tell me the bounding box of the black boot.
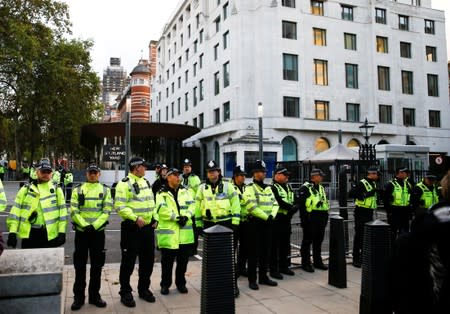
[71,296,85,311]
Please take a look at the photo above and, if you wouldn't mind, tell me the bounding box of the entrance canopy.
[304,143,358,162]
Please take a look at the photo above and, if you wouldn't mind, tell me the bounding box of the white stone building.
[151,0,450,176]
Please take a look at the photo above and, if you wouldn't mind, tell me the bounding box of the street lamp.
[358,118,376,160]
[125,97,131,175]
[258,102,263,161]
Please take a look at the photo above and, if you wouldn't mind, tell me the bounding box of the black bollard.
[328,215,347,288]
[201,225,235,314]
[359,220,391,314]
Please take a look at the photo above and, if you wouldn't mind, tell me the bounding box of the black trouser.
[237,221,248,273]
[387,206,411,243]
[352,206,374,263]
[270,214,292,273]
[247,218,273,283]
[119,222,155,294]
[73,230,106,299]
[21,227,60,249]
[300,211,328,266]
[160,245,191,288]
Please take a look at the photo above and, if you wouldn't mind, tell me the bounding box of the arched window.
[214,141,220,164]
[282,136,298,161]
[347,138,360,148]
[315,137,330,153]
[378,139,389,144]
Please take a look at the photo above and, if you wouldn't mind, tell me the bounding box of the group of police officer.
[1,156,444,310]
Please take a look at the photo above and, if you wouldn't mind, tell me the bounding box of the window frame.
[313,27,326,46]
[314,59,328,86]
[282,21,297,40]
[282,53,299,81]
[315,100,329,120]
[283,96,300,118]
[379,105,392,124]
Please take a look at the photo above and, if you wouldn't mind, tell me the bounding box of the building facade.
[102,57,128,116]
[151,0,450,176]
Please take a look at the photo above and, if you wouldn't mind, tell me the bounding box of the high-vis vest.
[233,182,248,222]
[0,179,6,212]
[155,187,195,249]
[115,173,155,224]
[70,182,112,231]
[52,170,61,185]
[195,180,240,227]
[304,182,329,213]
[7,181,67,240]
[22,167,30,175]
[182,173,201,197]
[273,182,294,215]
[64,172,73,186]
[355,179,377,209]
[416,181,439,209]
[390,179,410,206]
[30,168,37,180]
[243,182,279,220]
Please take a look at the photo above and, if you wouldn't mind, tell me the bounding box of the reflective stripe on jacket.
[233,183,247,221]
[390,180,410,206]
[70,182,112,231]
[243,183,279,220]
[182,173,201,197]
[0,179,6,212]
[416,181,439,209]
[355,179,377,209]
[273,182,294,215]
[304,182,329,213]
[7,181,67,240]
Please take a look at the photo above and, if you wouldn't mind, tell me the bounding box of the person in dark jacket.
[411,171,440,217]
[152,164,168,197]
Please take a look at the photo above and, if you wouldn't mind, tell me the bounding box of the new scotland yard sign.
[103,145,125,162]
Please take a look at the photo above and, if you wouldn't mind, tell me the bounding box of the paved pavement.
[62,260,362,314]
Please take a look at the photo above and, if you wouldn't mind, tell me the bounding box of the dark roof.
[131,64,150,75]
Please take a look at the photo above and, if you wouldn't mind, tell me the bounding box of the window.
[314,59,328,85]
[214,71,220,95]
[429,110,440,127]
[166,70,169,80]
[171,102,174,118]
[185,70,189,83]
[346,103,360,122]
[193,63,197,77]
[193,117,197,127]
[313,28,326,46]
[166,87,169,97]
[214,16,220,33]
[214,108,220,124]
[425,19,435,34]
[214,43,219,60]
[282,137,298,161]
[172,63,175,74]
[223,31,229,49]
[375,8,386,24]
[311,1,323,16]
[399,15,409,31]
[199,29,204,43]
[282,0,295,8]
[378,66,390,91]
[193,86,198,106]
[178,76,181,88]
[427,74,439,97]
[223,2,229,20]
[178,57,182,68]
[165,106,168,121]
[282,21,297,40]
[171,82,174,94]
[196,14,200,29]
[174,42,177,53]
[194,40,198,53]
[379,105,392,124]
[184,92,188,111]
[199,53,204,68]
[199,113,204,128]
[223,61,230,88]
[344,33,357,50]
[181,33,184,46]
[376,36,388,53]
[282,53,298,81]
[199,79,204,101]
[177,98,181,115]
[223,101,230,121]
[283,97,299,117]
[400,42,411,58]
[168,49,171,60]
[426,46,437,62]
[341,5,353,21]
[185,48,189,60]
[401,71,413,94]
[403,108,415,126]
[315,101,329,120]
[188,24,191,38]
[345,63,358,88]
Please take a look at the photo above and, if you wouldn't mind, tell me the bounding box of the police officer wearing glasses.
[115,157,156,307]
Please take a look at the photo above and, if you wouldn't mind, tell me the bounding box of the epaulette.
[102,183,110,188]
[122,177,130,182]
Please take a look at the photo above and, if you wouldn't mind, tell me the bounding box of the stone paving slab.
[63,261,361,314]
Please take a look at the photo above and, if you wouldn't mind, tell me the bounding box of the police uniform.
[152,164,168,197]
[155,168,195,295]
[350,167,378,267]
[70,164,112,310]
[115,157,156,307]
[298,169,329,272]
[0,178,7,212]
[181,158,201,197]
[6,161,67,249]
[270,167,296,278]
[64,171,74,203]
[411,172,440,217]
[243,160,279,290]
[232,166,248,276]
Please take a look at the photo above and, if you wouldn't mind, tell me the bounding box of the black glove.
[7,233,17,248]
[266,215,273,222]
[28,211,38,223]
[84,225,95,233]
[57,233,66,246]
[177,216,188,227]
[205,209,212,220]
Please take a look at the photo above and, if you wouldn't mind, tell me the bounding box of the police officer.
[0,162,5,181]
[411,171,440,217]
[64,169,74,203]
[232,165,248,277]
[22,163,30,180]
[152,164,168,198]
[6,160,67,249]
[195,160,240,296]
[0,176,7,213]
[155,168,195,295]
[70,164,112,311]
[115,157,156,307]
[243,160,279,290]
[298,168,329,273]
[29,163,38,183]
[384,167,412,242]
[350,166,379,268]
[181,158,201,197]
[270,166,296,279]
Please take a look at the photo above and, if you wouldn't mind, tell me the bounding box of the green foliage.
[0,0,100,163]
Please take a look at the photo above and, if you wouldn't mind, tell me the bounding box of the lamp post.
[125,97,131,176]
[358,118,376,161]
[258,102,263,161]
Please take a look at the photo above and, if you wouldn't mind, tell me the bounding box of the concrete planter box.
[0,248,64,314]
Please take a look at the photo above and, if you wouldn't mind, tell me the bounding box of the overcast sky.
[63,0,450,77]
